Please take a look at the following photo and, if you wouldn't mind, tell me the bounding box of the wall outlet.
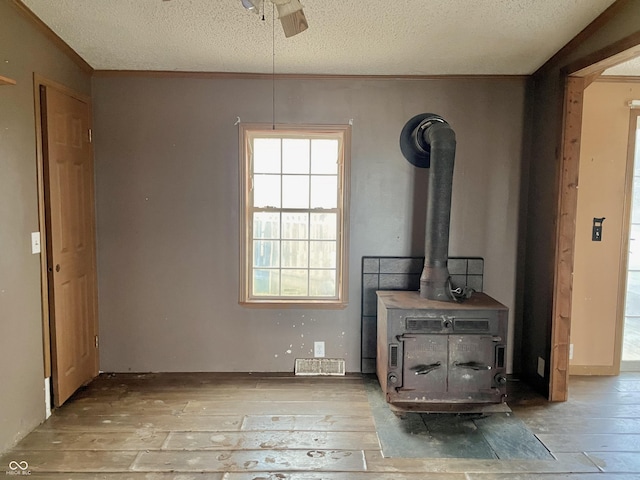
[314,341,325,358]
[537,356,545,377]
[569,343,574,360]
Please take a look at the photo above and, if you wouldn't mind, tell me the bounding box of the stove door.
[448,335,495,394]
[401,335,447,394]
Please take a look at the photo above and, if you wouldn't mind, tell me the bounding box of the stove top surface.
[376,290,507,311]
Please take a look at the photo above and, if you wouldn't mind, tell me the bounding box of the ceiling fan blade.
[274,0,307,37]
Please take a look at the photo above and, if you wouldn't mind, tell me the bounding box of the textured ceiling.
[21,0,622,75]
[603,56,640,76]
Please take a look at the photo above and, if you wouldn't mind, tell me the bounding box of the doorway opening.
[623,112,640,372]
[552,40,640,399]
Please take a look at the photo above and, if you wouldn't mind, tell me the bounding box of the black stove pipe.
[400,114,456,301]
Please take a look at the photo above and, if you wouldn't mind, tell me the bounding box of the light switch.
[592,217,605,242]
[31,232,41,254]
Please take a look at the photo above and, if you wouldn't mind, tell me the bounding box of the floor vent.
[295,358,346,376]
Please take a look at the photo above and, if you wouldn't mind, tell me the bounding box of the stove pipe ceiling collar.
[400,113,456,301]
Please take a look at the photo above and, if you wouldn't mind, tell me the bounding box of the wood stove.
[375,114,509,412]
[376,290,507,411]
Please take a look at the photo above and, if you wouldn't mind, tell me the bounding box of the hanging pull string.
[257,0,275,129]
[272,0,276,130]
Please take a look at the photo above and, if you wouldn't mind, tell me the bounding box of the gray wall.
[0,1,91,453]
[93,75,526,373]
[522,2,640,393]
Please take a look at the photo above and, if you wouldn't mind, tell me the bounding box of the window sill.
[239,300,348,309]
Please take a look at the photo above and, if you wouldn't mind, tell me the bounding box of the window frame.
[239,124,350,307]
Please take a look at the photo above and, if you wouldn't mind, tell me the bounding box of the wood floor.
[2,372,640,479]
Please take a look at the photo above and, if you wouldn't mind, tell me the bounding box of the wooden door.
[41,85,99,406]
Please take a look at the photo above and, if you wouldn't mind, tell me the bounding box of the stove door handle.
[411,362,442,375]
[396,334,417,342]
[453,361,492,371]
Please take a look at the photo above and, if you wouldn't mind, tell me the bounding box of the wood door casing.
[41,85,98,406]
[550,76,584,401]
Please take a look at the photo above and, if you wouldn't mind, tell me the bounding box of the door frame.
[33,74,95,390]
[550,39,640,400]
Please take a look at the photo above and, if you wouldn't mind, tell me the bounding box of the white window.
[239,124,350,306]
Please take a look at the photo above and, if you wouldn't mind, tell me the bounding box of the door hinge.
[88,128,92,143]
[95,335,99,348]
